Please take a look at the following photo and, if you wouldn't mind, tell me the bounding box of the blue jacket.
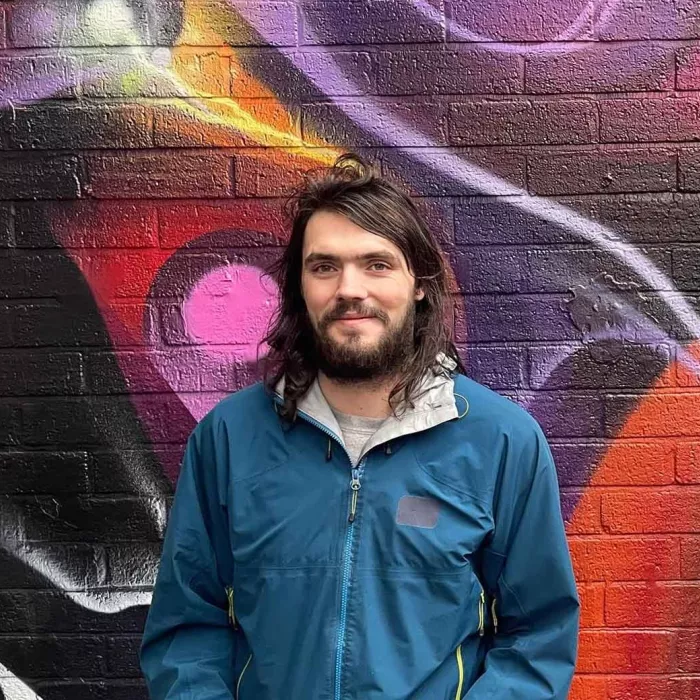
[140,369,579,699]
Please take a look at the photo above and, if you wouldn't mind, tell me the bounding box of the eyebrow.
[303,251,402,267]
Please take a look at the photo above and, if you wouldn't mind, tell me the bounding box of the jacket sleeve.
[467,421,580,699]
[140,423,237,699]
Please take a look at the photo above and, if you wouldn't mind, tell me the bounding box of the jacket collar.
[274,354,461,462]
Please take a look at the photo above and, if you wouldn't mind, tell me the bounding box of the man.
[140,154,580,699]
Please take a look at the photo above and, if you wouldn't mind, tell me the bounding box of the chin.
[337,331,382,347]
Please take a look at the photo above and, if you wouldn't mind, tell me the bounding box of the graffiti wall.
[1,0,700,697]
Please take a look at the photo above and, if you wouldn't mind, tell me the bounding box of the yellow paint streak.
[160,0,338,165]
[169,97,337,164]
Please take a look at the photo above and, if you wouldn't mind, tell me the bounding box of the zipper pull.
[491,597,498,635]
[349,468,362,523]
[226,586,238,629]
[478,588,485,637]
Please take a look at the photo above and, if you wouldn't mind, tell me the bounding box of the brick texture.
[448,99,598,146]
[525,43,675,94]
[1,0,699,697]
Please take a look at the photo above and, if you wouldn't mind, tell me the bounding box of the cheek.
[374,279,415,311]
[302,278,333,321]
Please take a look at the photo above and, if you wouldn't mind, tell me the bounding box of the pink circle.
[182,263,278,361]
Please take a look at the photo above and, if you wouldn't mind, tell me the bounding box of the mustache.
[320,302,390,326]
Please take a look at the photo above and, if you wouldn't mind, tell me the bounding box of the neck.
[318,372,397,419]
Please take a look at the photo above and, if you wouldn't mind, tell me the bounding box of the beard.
[310,300,416,383]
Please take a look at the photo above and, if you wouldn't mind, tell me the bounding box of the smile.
[334,316,376,324]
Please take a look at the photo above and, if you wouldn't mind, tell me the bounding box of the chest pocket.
[230,455,347,568]
[356,446,493,575]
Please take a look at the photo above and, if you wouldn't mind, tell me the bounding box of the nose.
[336,265,368,301]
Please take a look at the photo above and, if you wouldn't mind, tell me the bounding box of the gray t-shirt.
[331,408,386,466]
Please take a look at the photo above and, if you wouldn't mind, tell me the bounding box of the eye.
[313,264,336,274]
[369,261,390,271]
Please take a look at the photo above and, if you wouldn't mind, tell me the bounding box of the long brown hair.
[262,153,463,419]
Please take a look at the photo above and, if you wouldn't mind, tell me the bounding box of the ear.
[415,286,425,301]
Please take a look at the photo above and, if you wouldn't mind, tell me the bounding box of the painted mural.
[1,0,700,697]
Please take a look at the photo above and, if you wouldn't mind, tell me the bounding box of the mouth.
[334,316,376,324]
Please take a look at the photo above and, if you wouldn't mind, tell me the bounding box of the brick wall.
[1,0,700,698]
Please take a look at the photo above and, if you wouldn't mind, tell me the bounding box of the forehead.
[303,210,405,261]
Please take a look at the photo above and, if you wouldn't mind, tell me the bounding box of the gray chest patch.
[395,495,440,529]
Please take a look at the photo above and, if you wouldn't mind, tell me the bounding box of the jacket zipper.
[491,596,498,634]
[335,456,366,700]
[454,644,464,699]
[226,586,247,696]
[454,584,485,699]
[280,402,366,700]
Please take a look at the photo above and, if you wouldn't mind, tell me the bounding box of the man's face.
[301,210,425,381]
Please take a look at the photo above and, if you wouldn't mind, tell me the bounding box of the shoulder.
[450,375,554,506]
[184,382,282,486]
[192,381,276,442]
[452,374,546,448]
